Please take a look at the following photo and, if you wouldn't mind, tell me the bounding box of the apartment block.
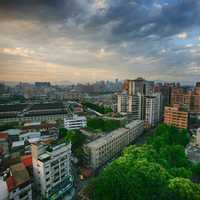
[84,120,144,169]
[123,78,154,96]
[145,93,161,128]
[117,92,129,113]
[164,106,188,129]
[32,141,73,199]
[128,94,143,119]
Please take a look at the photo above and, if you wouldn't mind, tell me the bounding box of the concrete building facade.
[84,120,144,169]
[145,93,161,128]
[32,141,73,199]
[64,115,87,130]
[164,106,188,129]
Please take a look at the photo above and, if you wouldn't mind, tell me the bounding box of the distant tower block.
[197,128,200,146]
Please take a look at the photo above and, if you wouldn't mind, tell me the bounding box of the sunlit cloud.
[0,0,200,83]
[177,32,188,39]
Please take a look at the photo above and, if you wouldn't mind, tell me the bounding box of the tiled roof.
[0,132,8,140]
[21,155,32,167]
[7,163,30,191]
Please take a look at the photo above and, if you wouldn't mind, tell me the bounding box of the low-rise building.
[6,163,32,200]
[84,120,144,169]
[32,140,73,199]
[64,115,87,130]
[164,106,188,129]
[0,102,69,123]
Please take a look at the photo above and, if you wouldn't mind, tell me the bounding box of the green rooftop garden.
[82,101,113,114]
[86,117,121,134]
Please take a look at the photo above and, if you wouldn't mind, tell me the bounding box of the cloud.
[0,48,35,57]
[177,32,188,39]
[0,0,200,83]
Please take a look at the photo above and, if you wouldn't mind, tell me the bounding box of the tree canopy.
[87,124,200,200]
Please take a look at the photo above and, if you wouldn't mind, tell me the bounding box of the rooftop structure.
[64,115,87,130]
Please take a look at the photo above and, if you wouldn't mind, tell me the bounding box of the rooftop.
[12,141,24,148]
[0,132,8,140]
[0,104,27,112]
[86,127,128,148]
[29,102,64,111]
[38,153,51,162]
[125,120,143,129]
[21,155,32,167]
[5,129,21,136]
[7,163,30,191]
[23,122,41,127]
[86,120,143,148]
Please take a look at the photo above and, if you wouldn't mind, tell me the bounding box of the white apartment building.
[32,141,73,199]
[84,120,144,169]
[145,93,161,128]
[64,115,87,130]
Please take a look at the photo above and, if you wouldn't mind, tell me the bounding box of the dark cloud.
[0,0,87,22]
[0,0,200,83]
[86,0,200,42]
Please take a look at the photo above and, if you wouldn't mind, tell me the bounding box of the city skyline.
[1,0,200,83]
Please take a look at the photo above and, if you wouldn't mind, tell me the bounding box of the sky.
[0,0,200,84]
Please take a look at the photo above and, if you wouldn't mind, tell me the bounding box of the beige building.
[84,120,144,169]
[164,106,188,129]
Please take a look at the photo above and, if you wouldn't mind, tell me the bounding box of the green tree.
[168,177,200,200]
[88,124,198,200]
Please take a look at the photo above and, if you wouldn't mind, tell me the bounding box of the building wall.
[85,121,144,169]
[117,93,128,113]
[9,183,32,200]
[145,93,161,128]
[32,143,72,198]
[0,113,68,123]
[64,116,87,130]
[164,106,188,129]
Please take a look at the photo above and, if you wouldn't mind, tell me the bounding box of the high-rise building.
[117,92,129,113]
[144,93,161,128]
[32,141,73,199]
[128,94,143,120]
[118,78,160,125]
[171,86,191,111]
[194,82,200,95]
[123,78,154,96]
[164,106,188,129]
[190,82,200,113]
[154,83,171,114]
